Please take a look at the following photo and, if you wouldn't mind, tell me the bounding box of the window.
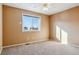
[22,14,41,32]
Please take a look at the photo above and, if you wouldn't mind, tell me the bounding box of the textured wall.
[50,6,79,45]
[0,4,2,54]
[3,5,49,46]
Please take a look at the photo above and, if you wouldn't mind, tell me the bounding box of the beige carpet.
[1,41,79,55]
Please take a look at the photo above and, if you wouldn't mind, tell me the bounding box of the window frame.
[22,13,41,32]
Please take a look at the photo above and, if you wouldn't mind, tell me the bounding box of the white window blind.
[22,14,41,32]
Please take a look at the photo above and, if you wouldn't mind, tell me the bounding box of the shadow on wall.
[56,25,68,44]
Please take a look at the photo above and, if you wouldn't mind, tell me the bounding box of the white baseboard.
[69,43,79,48]
[3,39,48,48]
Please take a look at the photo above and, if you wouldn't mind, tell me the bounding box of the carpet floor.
[1,41,79,55]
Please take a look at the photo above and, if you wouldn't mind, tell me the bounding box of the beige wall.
[0,4,2,54]
[3,5,49,46]
[50,6,79,45]
[3,5,79,47]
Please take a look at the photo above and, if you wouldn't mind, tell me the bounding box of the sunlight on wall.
[56,25,68,44]
[56,25,61,40]
[61,29,68,44]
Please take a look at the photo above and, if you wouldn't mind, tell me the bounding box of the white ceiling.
[4,3,79,15]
